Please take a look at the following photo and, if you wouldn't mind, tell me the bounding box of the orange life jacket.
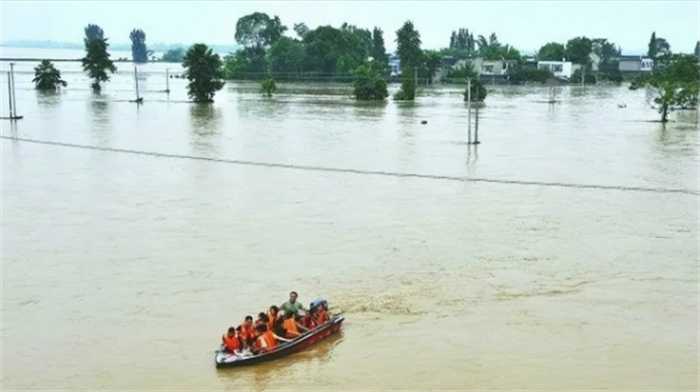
[240,324,255,341]
[256,330,277,351]
[315,309,329,325]
[283,318,300,336]
[222,334,240,352]
[267,312,278,331]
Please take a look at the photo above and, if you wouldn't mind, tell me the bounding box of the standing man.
[281,291,306,316]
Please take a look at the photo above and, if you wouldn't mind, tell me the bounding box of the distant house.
[388,54,401,77]
[537,60,574,79]
[470,58,516,76]
[618,55,653,72]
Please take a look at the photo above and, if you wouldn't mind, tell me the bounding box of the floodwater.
[1,53,698,391]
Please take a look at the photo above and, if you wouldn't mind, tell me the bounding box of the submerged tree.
[630,54,699,122]
[353,61,388,100]
[260,78,277,97]
[33,60,67,90]
[130,29,148,63]
[182,43,225,102]
[463,79,487,102]
[565,36,592,65]
[81,24,116,91]
[394,21,422,100]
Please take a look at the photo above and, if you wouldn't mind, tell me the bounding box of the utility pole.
[467,78,472,144]
[133,66,143,103]
[165,68,170,93]
[474,105,480,144]
[3,62,21,120]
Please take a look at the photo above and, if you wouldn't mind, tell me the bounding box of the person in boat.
[239,315,256,347]
[222,326,241,353]
[254,323,290,354]
[312,303,330,326]
[267,305,281,332]
[282,311,309,338]
[256,312,270,329]
[281,291,306,316]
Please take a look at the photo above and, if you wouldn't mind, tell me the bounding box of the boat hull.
[215,315,344,368]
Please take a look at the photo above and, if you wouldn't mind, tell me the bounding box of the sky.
[1,0,698,54]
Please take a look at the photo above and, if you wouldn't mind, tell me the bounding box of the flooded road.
[1,59,698,391]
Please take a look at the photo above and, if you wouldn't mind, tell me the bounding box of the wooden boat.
[215,314,344,368]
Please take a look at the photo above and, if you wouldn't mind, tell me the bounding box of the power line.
[1,135,697,196]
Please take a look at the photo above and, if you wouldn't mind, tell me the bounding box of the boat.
[215,314,344,368]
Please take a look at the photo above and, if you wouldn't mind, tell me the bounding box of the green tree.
[571,68,597,84]
[223,47,267,79]
[81,24,116,91]
[565,36,592,65]
[446,62,478,81]
[591,38,619,64]
[182,43,225,102]
[537,42,566,61]
[302,24,372,76]
[507,63,552,84]
[630,54,699,122]
[422,50,442,84]
[371,27,389,73]
[162,47,185,62]
[647,32,671,61]
[463,79,487,102]
[235,12,287,49]
[32,60,67,90]
[353,61,388,100]
[260,78,277,97]
[293,22,309,39]
[130,29,148,63]
[476,33,520,60]
[268,37,304,77]
[394,21,422,100]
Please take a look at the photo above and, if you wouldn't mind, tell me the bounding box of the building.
[388,54,401,77]
[617,55,654,72]
[537,61,574,79]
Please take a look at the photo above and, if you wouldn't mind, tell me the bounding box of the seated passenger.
[254,323,290,353]
[222,326,241,353]
[256,312,270,329]
[239,315,256,346]
[267,305,280,332]
[314,304,330,325]
[282,311,309,338]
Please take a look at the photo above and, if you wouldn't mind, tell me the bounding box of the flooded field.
[1,58,698,391]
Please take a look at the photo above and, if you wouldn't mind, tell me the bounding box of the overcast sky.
[1,0,698,54]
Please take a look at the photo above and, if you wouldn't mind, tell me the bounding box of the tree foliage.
[353,61,388,100]
[463,79,487,102]
[293,23,309,39]
[161,47,185,62]
[33,60,67,90]
[268,37,304,76]
[449,28,475,54]
[260,78,277,97]
[537,42,565,61]
[508,64,552,84]
[235,12,286,49]
[647,32,671,60]
[476,33,520,60]
[81,24,116,90]
[371,27,389,73]
[421,50,442,84]
[223,47,267,79]
[395,21,421,100]
[591,38,619,64]
[130,29,148,63]
[630,54,699,122]
[565,36,592,65]
[183,43,225,102]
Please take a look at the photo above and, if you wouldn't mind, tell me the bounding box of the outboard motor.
[309,298,328,312]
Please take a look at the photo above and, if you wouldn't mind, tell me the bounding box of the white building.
[388,54,401,77]
[537,61,574,79]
